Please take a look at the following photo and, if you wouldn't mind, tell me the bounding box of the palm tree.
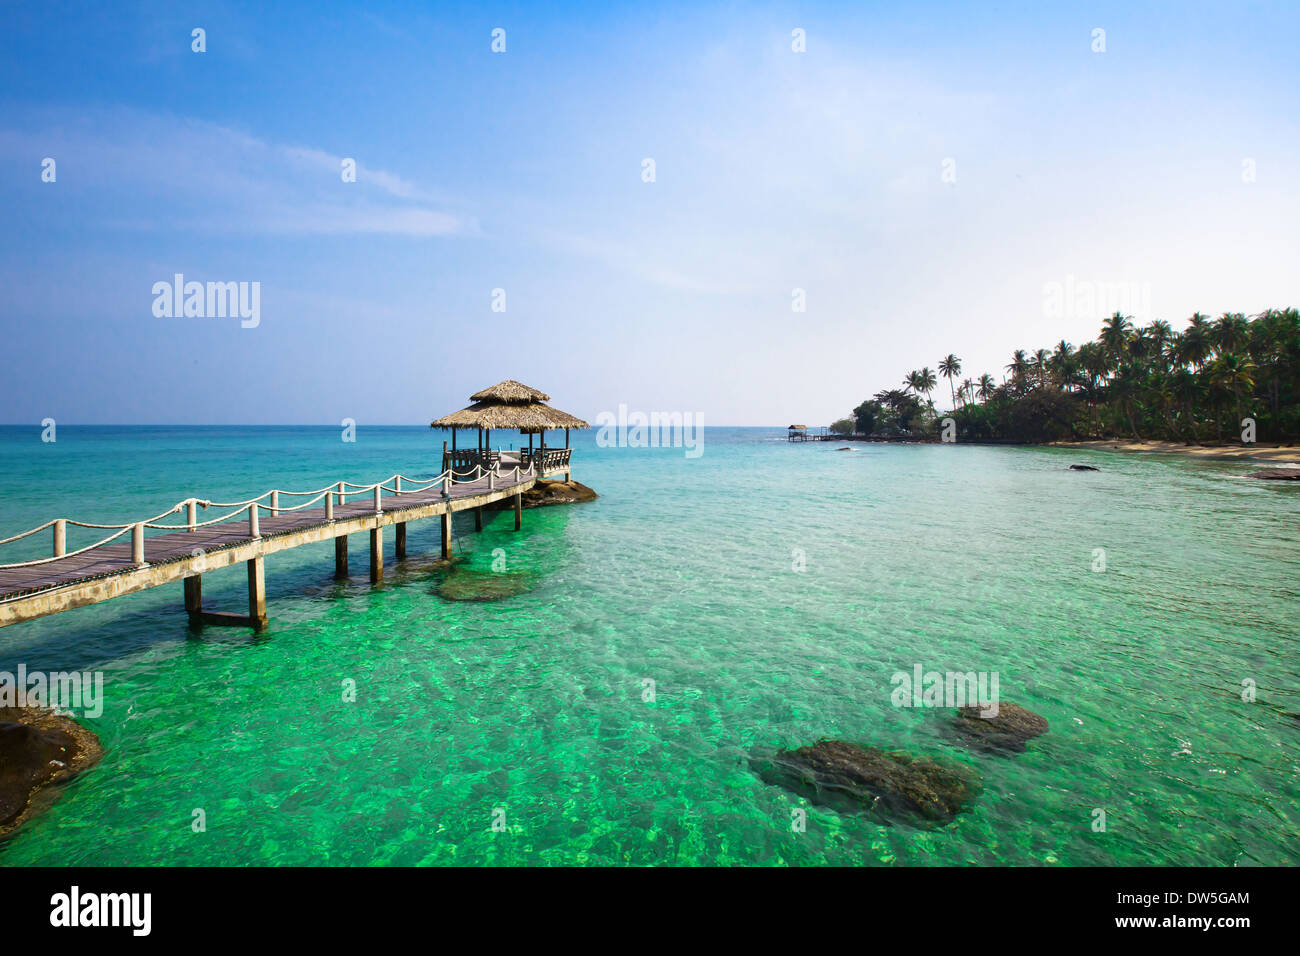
[1100,313,1134,370]
[1050,340,1075,390]
[1213,352,1256,438]
[846,303,1296,444]
[1005,350,1029,392]
[915,367,938,407]
[1032,349,1051,388]
[1213,312,1249,358]
[1148,320,1174,371]
[938,354,962,409]
[1179,313,1213,369]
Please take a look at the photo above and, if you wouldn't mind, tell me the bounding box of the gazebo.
[430,380,589,481]
[787,424,808,442]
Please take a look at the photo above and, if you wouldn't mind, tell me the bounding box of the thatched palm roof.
[470,380,550,403]
[431,380,589,431]
[788,424,807,430]
[431,401,588,430]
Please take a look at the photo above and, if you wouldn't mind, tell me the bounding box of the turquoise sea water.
[1,425,1297,866]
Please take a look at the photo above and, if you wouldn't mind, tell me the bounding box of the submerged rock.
[1245,468,1300,481]
[434,567,534,602]
[0,706,103,840]
[1068,464,1100,471]
[753,739,980,825]
[950,702,1048,754]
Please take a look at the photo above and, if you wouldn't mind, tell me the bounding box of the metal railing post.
[249,503,260,538]
[374,485,382,514]
[132,522,145,565]
[53,519,66,557]
[325,490,334,520]
[187,499,197,531]
[270,490,279,517]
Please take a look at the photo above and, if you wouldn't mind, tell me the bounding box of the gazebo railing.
[523,448,571,472]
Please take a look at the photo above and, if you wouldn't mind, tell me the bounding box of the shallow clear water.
[1,426,1297,865]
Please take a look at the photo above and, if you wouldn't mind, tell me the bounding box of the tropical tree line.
[829,309,1300,443]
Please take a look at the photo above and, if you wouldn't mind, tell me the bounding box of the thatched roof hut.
[431,399,588,432]
[431,381,589,472]
[470,379,551,404]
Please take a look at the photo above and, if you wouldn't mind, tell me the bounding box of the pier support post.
[370,525,383,584]
[395,522,407,560]
[514,493,522,531]
[474,506,482,531]
[247,557,267,631]
[53,519,66,557]
[441,512,452,560]
[132,523,146,565]
[335,535,348,579]
[184,575,202,621]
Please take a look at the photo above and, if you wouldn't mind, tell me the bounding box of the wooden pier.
[0,449,572,632]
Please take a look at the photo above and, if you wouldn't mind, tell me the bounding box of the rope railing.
[0,457,544,571]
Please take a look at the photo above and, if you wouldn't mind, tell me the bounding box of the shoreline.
[1050,439,1300,464]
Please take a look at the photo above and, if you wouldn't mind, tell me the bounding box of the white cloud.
[0,107,472,238]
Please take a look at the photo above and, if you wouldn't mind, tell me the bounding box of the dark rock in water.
[753,739,980,825]
[1068,464,1099,471]
[836,447,852,451]
[434,567,534,602]
[1245,468,1300,481]
[950,702,1048,754]
[520,479,598,508]
[1,706,104,840]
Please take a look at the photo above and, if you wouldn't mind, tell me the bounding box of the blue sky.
[2,0,1298,425]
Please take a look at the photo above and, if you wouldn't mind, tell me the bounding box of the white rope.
[0,457,556,570]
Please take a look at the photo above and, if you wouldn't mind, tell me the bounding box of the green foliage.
[844,308,1300,443]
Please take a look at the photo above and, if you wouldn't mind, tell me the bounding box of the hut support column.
[247,557,267,631]
[395,522,407,560]
[335,535,348,579]
[370,526,383,584]
[441,512,452,559]
[514,493,522,530]
[184,575,202,621]
[565,427,571,482]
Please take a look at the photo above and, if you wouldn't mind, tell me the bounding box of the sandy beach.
[1053,440,1300,464]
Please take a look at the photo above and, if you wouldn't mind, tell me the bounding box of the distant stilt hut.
[787,424,809,442]
[430,380,590,481]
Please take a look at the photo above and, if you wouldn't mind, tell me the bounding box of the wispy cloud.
[0,107,473,237]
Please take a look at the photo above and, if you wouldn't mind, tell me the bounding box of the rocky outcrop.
[1245,469,1300,481]
[949,702,1048,754]
[753,740,980,825]
[434,567,534,602]
[520,479,598,508]
[1,706,103,840]
[1068,464,1100,471]
[488,479,598,510]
